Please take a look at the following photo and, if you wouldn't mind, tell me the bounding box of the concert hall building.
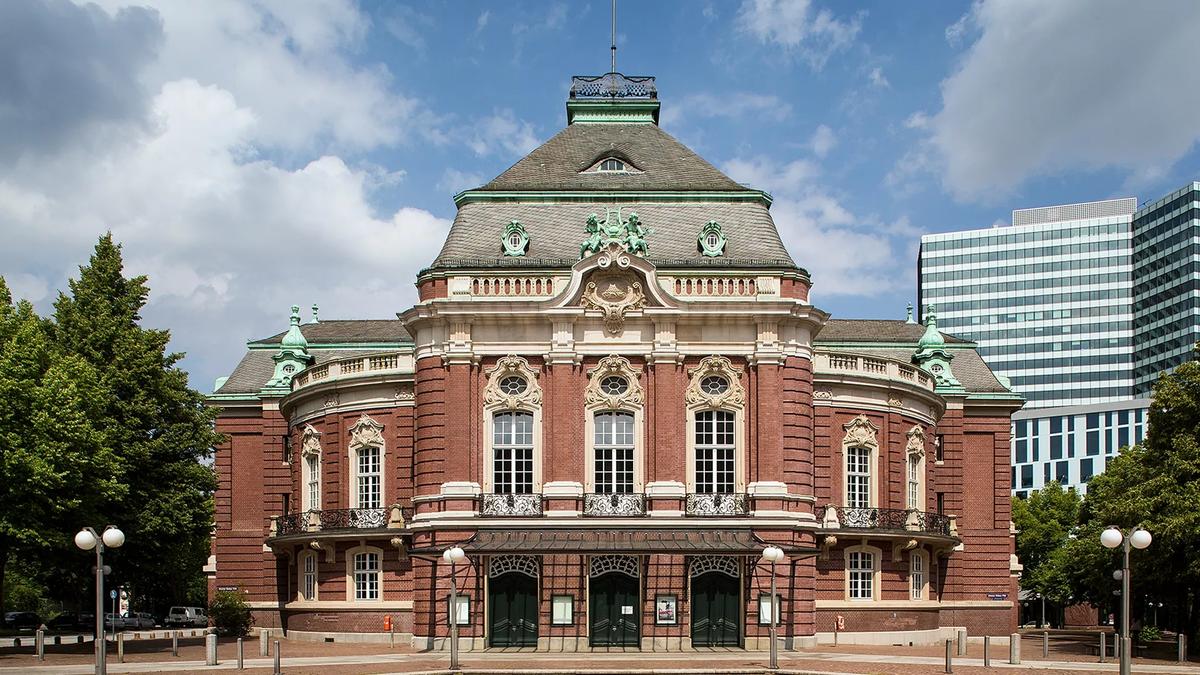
[208,73,1024,650]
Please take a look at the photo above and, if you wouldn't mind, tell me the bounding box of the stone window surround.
[842,415,880,509]
[300,424,321,512]
[844,544,882,602]
[684,356,747,494]
[906,425,927,511]
[348,415,386,510]
[345,544,385,603]
[583,356,645,494]
[298,549,318,602]
[909,548,930,601]
[482,356,544,493]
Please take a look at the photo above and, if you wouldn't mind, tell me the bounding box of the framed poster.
[655,594,677,625]
[551,594,574,625]
[446,594,470,626]
[757,593,781,625]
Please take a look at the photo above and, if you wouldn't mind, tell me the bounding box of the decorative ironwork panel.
[685,493,749,517]
[570,73,657,99]
[689,555,741,579]
[833,506,951,536]
[481,493,543,517]
[924,512,952,536]
[278,513,308,536]
[318,507,388,530]
[583,493,647,517]
[589,554,640,579]
[489,554,540,579]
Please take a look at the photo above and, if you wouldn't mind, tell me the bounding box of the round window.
[700,375,729,395]
[508,233,522,248]
[600,375,629,396]
[499,376,527,395]
[706,233,720,248]
[282,364,296,374]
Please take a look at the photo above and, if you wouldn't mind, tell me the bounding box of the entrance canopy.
[419,529,816,555]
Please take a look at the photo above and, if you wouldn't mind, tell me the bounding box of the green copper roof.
[918,305,945,349]
[280,305,308,349]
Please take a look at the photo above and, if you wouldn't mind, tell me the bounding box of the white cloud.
[384,6,434,53]
[465,110,540,158]
[439,169,485,194]
[735,0,862,69]
[723,156,819,194]
[475,10,491,34]
[915,0,1200,201]
[903,112,930,130]
[661,93,792,129]
[809,124,837,158]
[868,67,890,89]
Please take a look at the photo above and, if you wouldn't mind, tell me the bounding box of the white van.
[165,606,207,628]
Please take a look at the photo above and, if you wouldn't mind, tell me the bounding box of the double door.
[489,572,538,647]
[589,571,640,646]
[691,571,741,647]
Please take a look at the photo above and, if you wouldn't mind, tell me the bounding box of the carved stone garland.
[906,425,926,459]
[348,414,385,451]
[842,414,879,450]
[482,355,543,410]
[301,424,322,458]
[684,356,746,410]
[689,555,740,579]
[489,554,539,579]
[580,266,646,336]
[584,356,645,409]
[589,554,640,579]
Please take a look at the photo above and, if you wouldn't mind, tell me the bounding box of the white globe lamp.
[1129,529,1152,550]
[74,529,98,551]
[1100,527,1123,549]
[102,526,125,549]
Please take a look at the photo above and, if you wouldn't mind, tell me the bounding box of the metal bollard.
[983,635,990,668]
[1042,630,1049,658]
[237,637,244,670]
[260,630,270,656]
[205,632,218,666]
[172,630,179,657]
[1114,636,1120,660]
[117,632,125,662]
[1180,634,1188,663]
[1100,631,1106,663]
[35,629,45,661]
[1009,632,1021,664]
[273,640,281,675]
[957,629,968,656]
[944,638,953,673]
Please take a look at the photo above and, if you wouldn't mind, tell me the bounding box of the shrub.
[1138,625,1162,643]
[208,590,253,637]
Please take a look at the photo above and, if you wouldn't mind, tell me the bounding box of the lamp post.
[761,545,785,670]
[1101,526,1151,675]
[442,546,466,671]
[74,526,125,675]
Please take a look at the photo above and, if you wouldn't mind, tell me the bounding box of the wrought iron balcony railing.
[570,73,657,99]
[276,507,393,536]
[583,492,647,517]
[829,506,952,536]
[685,492,749,517]
[481,493,543,517]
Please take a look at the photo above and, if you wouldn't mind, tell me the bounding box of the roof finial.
[610,0,617,74]
[311,304,320,324]
[906,302,915,324]
[290,305,301,326]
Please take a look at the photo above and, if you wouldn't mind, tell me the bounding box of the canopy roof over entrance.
[421,529,817,555]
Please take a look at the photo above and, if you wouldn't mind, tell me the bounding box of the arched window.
[493,411,534,494]
[910,549,929,601]
[594,411,635,494]
[845,545,881,601]
[846,447,871,509]
[598,158,625,172]
[299,551,318,601]
[346,546,383,602]
[695,410,735,494]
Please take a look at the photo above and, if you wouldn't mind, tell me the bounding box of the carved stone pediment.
[842,414,879,449]
[906,425,926,458]
[301,424,322,458]
[580,266,646,336]
[584,355,645,409]
[483,355,543,410]
[348,414,385,450]
[684,356,745,410]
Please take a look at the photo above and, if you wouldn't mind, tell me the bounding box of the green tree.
[1013,481,1082,602]
[52,235,221,612]
[0,278,121,615]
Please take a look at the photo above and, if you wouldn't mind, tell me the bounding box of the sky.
[2,0,1200,394]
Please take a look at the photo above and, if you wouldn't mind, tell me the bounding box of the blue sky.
[2,0,1200,393]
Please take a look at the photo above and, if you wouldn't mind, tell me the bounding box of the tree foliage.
[1012,481,1081,601]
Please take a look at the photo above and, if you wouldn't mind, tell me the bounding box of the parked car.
[4,612,42,630]
[122,612,156,630]
[46,614,91,632]
[165,606,207,628]
[103,613,127,631]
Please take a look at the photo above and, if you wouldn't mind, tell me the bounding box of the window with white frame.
[598,158,626,172]
[300,552,317,601]
[846,447,871,509]
[910,550,927,601]
[355,446,381,509]
[493,411,534,494]
[695,410,735,494]
[907,455,922,510]
[847,548,876,600]
[303,454,320,511]
[594,411,635,494]
[352,551,380,601]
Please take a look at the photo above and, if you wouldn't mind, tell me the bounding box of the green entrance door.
[691,571,741,647]
[489,571,538,647]
[589,572,640,646]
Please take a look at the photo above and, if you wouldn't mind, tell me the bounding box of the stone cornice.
[453,189,774,208]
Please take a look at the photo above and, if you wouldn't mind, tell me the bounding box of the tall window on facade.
[302,553,317,601]
[594,411,634,494]
[910,552,925,600]
[848,549,874,600]
[355,447,381,509]
[303,454,320,511]
[493,411,534,494]
[907,455,922,509]
[353,552,380,601]
[695,410,735,494]
[846,447,871,508]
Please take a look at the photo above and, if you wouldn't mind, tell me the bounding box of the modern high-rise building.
[1132,182,1200,395]
[917,197,1137,409]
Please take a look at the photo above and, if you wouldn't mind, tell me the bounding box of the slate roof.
[481,123,748,192]
[430,201,797,270]
[213,347,400,395]
[255,320,410,345]
[816,319,970,344]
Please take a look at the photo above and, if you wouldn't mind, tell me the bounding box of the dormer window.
[599,158,626,172]
[583,156,641,175]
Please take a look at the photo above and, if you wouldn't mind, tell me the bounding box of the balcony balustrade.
[583,492,647,517]
[481,493,544,517]
[275,507,398,536]
[827,506,952,536]
[685,492,749,517]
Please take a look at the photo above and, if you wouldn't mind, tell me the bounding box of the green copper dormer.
[263,305,315,394]
[912,305,965,394]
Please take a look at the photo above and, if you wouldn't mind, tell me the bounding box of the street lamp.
[1101,526,1151,675]
[442,546,466,671]
[75,526,125,675]
[761,545,785,670]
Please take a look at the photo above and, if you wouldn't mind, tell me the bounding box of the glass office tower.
[918,198,1136,409]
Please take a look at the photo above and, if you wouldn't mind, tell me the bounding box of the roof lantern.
[567,73,660,125]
